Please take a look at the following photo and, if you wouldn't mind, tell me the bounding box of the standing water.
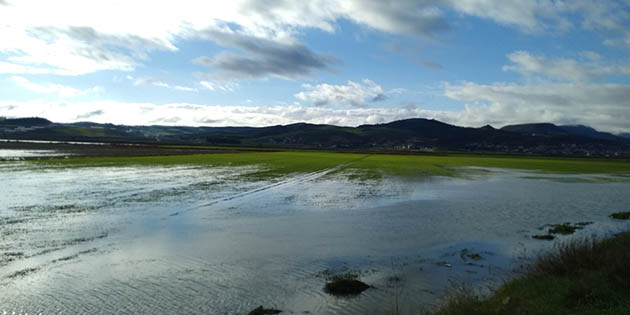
[1,159,629,314]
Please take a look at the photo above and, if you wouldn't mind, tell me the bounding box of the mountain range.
[1,116,629,157]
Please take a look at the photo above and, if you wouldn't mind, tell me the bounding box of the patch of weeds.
[248,305,282,315]
[433,233,630,315]
[610,212,630,220]
[52,254,79,263]
[533,234,555,240]
[387,275,402,283]
[0,217,28,225]
[460,249,483,261]
[53,204,77,211]
[434,285,484,315]
[0,252,25,265]
[329,273,359,282]
[547,222,592,235]
[78,248,98,255]
[324,272,371,297]
[8,267,39,278]
[3,252,24,257]
[29,247,62,257]
[575,221,593,227]
[61,232,108,246]
[549,223,577,235]
[564,272,618,309]
[52,204,96,214]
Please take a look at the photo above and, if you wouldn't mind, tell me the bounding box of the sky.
[1,1,630,133]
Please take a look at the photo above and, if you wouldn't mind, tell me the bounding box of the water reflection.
[1,161,629,314]
[0,149,69,160]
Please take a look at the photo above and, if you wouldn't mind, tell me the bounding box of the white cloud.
[199,80,237,92]
[193,33,338,81]
[2,85,630,133]
[444,81,630,133]
[1,2,629,134]
[579,50,601,61]
[449,0,630,36]
[10,76,101,98]
[0,61,52,74]
[174,85,198,92]
[448,0,564,33]
[0,99,452,128]
[295,79,385,107]
[603,35,630,48]
[502,51,621,82]
[0,1,451,77]
[132,77,198,92]
[0,1,627,79]
[432,50,630,133]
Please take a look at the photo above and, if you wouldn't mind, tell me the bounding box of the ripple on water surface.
[1,163,630,314]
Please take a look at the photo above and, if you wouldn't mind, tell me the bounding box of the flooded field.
[1,155,630,314]
[0,149,70,160]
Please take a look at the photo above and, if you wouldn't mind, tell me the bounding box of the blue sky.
[1,1,630,132]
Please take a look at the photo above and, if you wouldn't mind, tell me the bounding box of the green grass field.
[32,151,630,179]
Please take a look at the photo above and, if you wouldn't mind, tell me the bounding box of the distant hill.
[559,125,619,141]
[501,123,567,136]
[1,116,629,157]
[500,123,620,141]
[0,117,52,127]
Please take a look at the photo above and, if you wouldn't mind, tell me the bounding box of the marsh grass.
[324,272,371,297]
[610,211,630,220]
[548,223,578,235]
[328,272,360,282]
[532,234,554,240]
[536,222,593,236]
[33,151,630,181]
[247,305,281,315]
[433,233,630,315]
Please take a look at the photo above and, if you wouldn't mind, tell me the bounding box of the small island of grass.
[532,234,555,240]
[248,306,281,315]
[323,273,371,297]
[610,211,630,220]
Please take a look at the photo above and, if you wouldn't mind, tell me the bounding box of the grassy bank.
[435,233,630,315]
[31,151,630,179]
[353,154,630,177]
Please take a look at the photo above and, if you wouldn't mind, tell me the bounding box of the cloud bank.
[503,51,620,82]
[194,31,338,81]
[295,79,385,107]
[10,76,102,98]
[443,50,630,133]
[2,89,630,134]
[3,50,630,134]
[0,0,451,78]
[1,2,629,134]
[2,1,626,78]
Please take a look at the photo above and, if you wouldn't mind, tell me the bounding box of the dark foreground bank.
[434,232,630,315]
